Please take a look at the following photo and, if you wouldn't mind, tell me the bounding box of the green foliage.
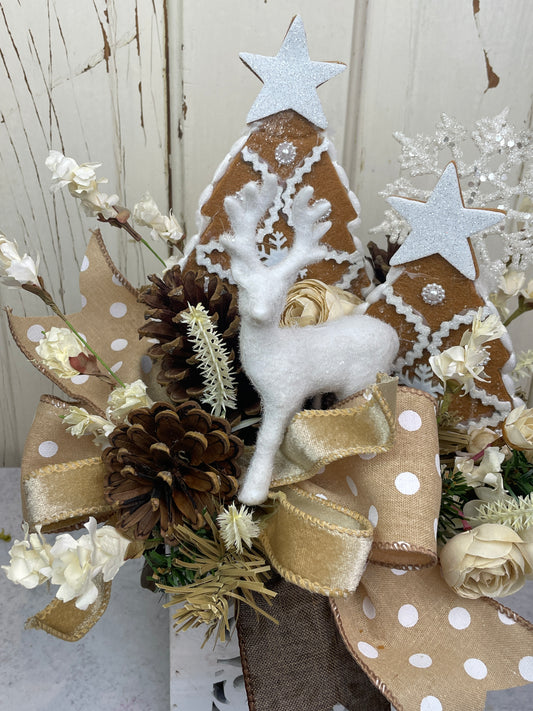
[0,528,11,542]
[501,450,533,498]
[438,467,470,544]
[143,527,211,589]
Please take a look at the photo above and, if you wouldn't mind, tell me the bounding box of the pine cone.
[103,401,242,542]
[138,266,261,420]
[367,238,401,284]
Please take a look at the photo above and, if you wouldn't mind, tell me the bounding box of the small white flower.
[79,188,119,219]
[50,532,99,609]
[36,326,89,379]
[469,309,506,348]
[83,517,130,582]
[63,406,115,448]
[1,523,52,589]
[106,379,153,422]
[0,235,40,287]
[429,344,488,393]
[498,268,526,297]
[50,517,129,610]
[46,150,101,194]
[133,192,183,245]
[454,447,506,489]
[217,503,260,554]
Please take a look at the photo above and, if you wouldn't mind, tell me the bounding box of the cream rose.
[503,405,533,451]
[440,523,533,599]
[280,279,361,327]
[36,327,89,378]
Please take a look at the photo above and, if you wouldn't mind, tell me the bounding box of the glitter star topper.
[240,15,345,129]
[388,162,505,279]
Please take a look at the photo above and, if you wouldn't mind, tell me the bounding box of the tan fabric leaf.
[7,232,150,415]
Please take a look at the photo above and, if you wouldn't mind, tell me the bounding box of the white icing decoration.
[380,284,431,368]
[427,307,491,355]
[282,139,329,224]
[241,146,284,242]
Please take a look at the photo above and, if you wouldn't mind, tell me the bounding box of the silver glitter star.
[240,16,345,129]
[388,162,505,279]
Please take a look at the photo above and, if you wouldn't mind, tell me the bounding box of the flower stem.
[23,280,125,387]
[504,305,529,327]
[504,294,533,327]
[101,210,167,267]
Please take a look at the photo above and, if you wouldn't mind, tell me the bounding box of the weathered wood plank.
[0,0,168,465]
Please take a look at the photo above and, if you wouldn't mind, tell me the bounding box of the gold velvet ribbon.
[261,375,397,595]
[260,382,533,711]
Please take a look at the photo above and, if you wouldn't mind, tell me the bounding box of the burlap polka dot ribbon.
[259,382,533,711]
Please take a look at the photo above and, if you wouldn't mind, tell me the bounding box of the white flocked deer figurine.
[219,175,399,505]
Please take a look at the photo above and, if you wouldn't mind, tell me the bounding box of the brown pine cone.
[367,238,401,284]
[138,266,261,420]
[103,401,243,543]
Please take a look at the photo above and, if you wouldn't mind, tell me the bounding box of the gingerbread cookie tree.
[184,16,371,296]
[367,162,516,427]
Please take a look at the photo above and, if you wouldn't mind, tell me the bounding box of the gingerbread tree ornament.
[367,162,518,427]
[184,16,372,296]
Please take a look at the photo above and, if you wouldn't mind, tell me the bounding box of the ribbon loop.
[261,487,373,596]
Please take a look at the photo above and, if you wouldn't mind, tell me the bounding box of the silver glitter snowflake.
[371,109,533,291]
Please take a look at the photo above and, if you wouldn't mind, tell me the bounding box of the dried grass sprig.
[181,303,237,417]
[471,493,533,532]
[159,513,276,646]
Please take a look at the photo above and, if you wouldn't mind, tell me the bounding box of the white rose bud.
[106,379,153,422]
[0,236,40,288]
[440,524,533,599]
[36,327,89,379]
[469,309,506,348]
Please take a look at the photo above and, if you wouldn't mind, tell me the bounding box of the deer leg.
[238,405,293,506]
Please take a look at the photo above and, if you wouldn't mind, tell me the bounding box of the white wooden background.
[1,0,533,465]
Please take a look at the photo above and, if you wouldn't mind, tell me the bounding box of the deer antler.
[272,186,331,282]
[219,175,279,262]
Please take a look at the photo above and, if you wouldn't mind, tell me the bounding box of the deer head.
[219,176,331,323]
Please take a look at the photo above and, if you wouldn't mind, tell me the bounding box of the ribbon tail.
[237,574,389,711]
[25,576,112,642]
[332,565,533,711]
